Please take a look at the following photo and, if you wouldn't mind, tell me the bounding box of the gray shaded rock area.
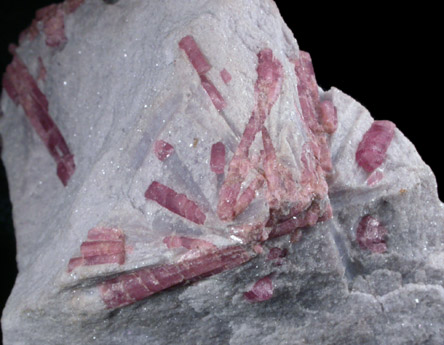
[1,0,444,344]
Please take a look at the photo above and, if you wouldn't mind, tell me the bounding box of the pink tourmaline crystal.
[356,215,388,253]
[356,120,395,173]
[244,275,274,302]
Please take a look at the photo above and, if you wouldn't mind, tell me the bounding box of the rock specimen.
[1,0,444,344]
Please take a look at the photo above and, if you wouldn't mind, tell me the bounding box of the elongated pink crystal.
[101,245,251,308]
[67,227,126,272]
[145,181,206,225]
[293,51,333,173]
[200,74,226,111]
[179,36,226,111]
[178,35,211,75]
[217,48,283,221]
[3,51,75,186]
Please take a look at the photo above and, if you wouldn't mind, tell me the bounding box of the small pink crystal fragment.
[267,247,287,266]
[253,244,264,254]
[154,140,174,161]
[366,169,384,186]
[220,68,232,84]
[210,142,226,174]
[67,257,83,272]
[356,215,388,253]
[244,276,274,302]
[267,247,287,260]
[356,120,396,173]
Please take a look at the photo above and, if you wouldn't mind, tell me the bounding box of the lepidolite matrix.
[1,0,444,344]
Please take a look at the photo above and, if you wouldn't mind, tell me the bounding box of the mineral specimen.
[1,0,444,344]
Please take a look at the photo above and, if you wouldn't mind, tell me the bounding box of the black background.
[0,0,441,337]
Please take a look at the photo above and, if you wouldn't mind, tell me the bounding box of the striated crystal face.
[1,0,443,344]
